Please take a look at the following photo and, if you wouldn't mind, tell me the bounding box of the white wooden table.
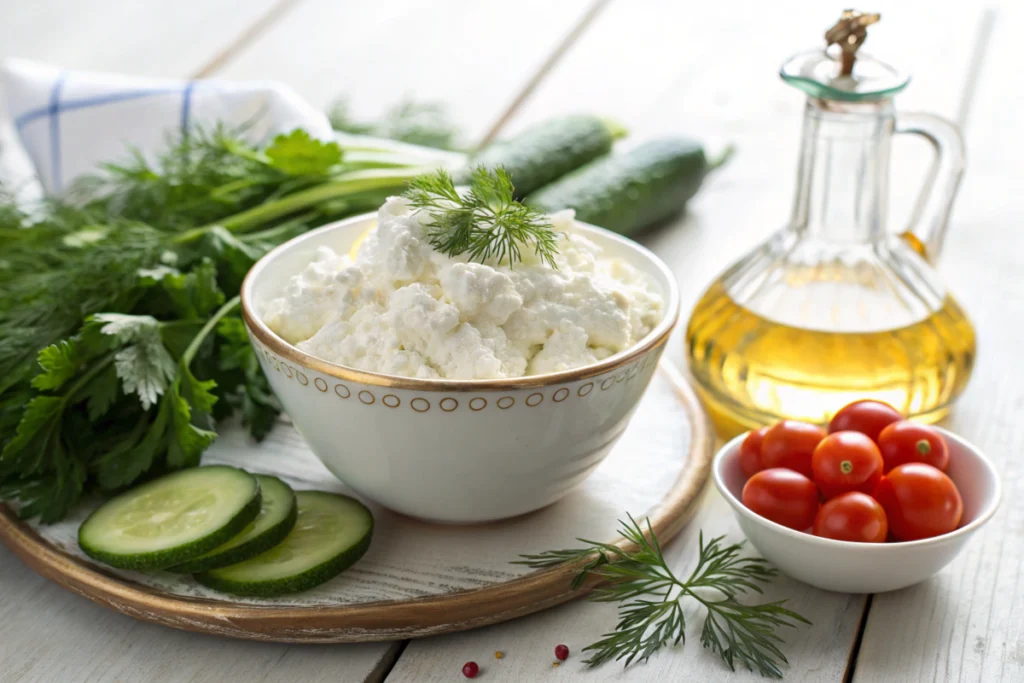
[1,2,1021,681]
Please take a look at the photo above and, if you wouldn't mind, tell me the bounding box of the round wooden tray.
[0,362,713,643]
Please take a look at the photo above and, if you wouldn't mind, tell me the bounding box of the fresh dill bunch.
[0,219,167,393]
[405,166,559,268]
[516,516,810,678]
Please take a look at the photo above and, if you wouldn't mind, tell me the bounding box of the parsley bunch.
[0,126,449,522]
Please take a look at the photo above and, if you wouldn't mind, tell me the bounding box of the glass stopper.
[780,9,910,102]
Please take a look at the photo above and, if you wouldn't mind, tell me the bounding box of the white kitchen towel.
[1,59,334,194]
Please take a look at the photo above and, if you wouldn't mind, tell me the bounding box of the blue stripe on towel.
[48,71,68,192]
[14,87,183,132]
[180,80,196,138]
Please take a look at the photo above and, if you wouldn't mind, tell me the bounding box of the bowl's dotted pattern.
[253,344,659,413]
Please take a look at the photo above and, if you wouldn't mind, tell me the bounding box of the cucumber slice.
[195,491,373,597]
[168,475,297,574]
[78,466,261,571]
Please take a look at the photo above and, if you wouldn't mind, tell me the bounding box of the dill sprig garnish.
[405,167,559,268]
[516,516,810,678]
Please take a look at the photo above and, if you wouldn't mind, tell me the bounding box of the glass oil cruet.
[686,10,976,434]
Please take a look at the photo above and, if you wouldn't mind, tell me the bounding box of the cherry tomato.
[877,420,949,473]
[742,468,820,530]
[828,399,903,442]
[813,492,888,543]
[811,431,884,499]
[873,463,963,541]
[760,420,826,478]
[740,426,769,478]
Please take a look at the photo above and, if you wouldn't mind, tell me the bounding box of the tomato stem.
[916,439,931,454]
[840,460,853,474]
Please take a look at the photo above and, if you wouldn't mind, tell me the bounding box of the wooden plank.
[0,544,402,683]
[389,490,863,683]
[853,6,1024,682]
[0,0,285,77]
[392,1,993,680]
[498,0,983,280]
[212,0,595,146]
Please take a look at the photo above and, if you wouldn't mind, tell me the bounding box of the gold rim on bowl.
[240,213,681,393]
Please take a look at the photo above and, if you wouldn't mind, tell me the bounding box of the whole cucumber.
[526,138,729,236]
[457,115,627,197]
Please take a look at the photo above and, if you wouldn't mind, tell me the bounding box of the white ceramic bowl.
[713,428,1001,593]
[241,213,680,523]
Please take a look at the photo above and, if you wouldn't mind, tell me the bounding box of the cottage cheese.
[261,197,663,379]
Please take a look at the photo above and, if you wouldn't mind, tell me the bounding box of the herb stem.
[159,320,204,330]
[175,168,426,243]
[237,212,318,243]
[181,296,241,366]
[209,177,264,199]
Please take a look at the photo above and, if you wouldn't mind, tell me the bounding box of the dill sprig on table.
[516,516,810,678]
[405,167,559,268]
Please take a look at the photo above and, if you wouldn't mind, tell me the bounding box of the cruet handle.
[894,112,966,262]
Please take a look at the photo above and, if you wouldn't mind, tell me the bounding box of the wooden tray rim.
[0,363,714,643]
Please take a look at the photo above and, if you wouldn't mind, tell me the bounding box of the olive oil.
[685,19,978,435]
[686,281,976,435]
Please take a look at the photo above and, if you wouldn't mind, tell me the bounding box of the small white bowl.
[242,213,680,523]
[713,428,1001,593]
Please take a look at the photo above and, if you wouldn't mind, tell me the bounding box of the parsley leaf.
[94,408,166,491]
[203,226,266,288]
[81,364,120,420]
[0,375,102,521]
[213,316,280,441]
[89,314,177,410]
[166,368,219,470]
[32,341,79,391]
[0,395,64,477]
[265,130,342,175]
[113,341,176,411]
[138,258,225,319]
